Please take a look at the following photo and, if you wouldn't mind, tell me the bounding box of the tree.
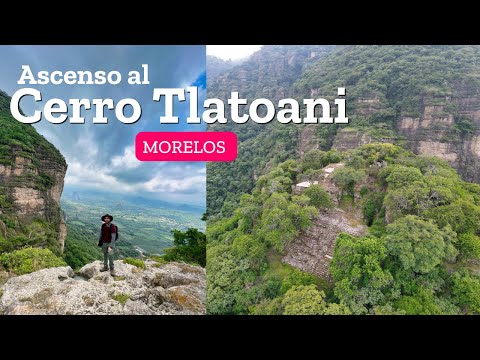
[332,167,367,198]
[279,268,319,294]
[451,270,480,314]
[384,215,458,274]
[301,149,326,171]
[257,193,316,252]
[303,185,333,208]
[206,245,245,314]
[231,234,266,271]
[163,228,206,267]
[331,234,393,314]
[424,200,480,235]
[282,285,327,315]
[457,233,480,260]
[386,165,424,188]
[324,303,352,315]
[384,182,430,219]
[394,288,445,315]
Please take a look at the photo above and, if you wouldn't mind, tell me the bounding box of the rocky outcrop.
[332,129,374,152]
[0,260,206,315]
[0,90,67,251]
[298,125,319,157]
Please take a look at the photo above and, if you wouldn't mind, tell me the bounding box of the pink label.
[135,132,238,162]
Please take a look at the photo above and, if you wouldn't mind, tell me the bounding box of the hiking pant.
[102,242,115,269]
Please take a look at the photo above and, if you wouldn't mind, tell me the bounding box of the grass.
[149,255,168,265]
[112,293,130,305]
[113,276,126,281]
[123,258,145,269]
[339,194,355,208]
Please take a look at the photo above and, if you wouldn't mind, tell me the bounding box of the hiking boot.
[100,267,109,272]
[110,269,116,276]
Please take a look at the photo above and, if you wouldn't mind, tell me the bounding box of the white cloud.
[144,172,205,193]
[65,161,137,193]
[65,160,205,198]
[111,146,141,170]
[207,45,263,61]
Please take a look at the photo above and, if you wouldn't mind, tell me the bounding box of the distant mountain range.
[63,187,205,213]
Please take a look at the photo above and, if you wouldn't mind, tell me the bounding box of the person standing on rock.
[99,214,117,276]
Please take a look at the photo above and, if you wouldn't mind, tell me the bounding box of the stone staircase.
[283,208,367,280]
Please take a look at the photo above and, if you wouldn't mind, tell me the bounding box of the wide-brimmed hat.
[101,214,113,221]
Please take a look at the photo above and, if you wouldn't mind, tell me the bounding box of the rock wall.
[397,93,480,183]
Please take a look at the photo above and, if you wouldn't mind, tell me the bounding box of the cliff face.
[297,46,480,184]
[397,92,480,183]
[0,90,67,253]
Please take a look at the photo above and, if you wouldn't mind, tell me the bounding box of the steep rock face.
[295,46,480,184]
[0,260,206,315]
[0,90,67,251]
[397,93,480,183]
[332,129,374,152]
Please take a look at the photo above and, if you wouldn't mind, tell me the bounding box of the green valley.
[61,189,205,269]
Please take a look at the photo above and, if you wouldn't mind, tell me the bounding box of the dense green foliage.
[162,228,206,267]
[208,142,480,314]
[303,185,333,208]
[207,45,480,315]
[0,247,66,275]
[207,45,480,219]
[207,46,335,218]
[0,218,62,256]
[208,158,337,314]
[0,90,66,168]
[327,144,480,315]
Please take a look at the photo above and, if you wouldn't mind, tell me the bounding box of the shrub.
[149,255,169,265]
[0,247,66,275]
[123,258,145,269]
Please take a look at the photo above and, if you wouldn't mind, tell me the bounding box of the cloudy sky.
[207,45,263,60]
[0,45,206,206]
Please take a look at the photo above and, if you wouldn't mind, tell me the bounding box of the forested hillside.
[207,46,480,219]
[207,46,335,218]
[207,45,480,315]
[208,143,480,314]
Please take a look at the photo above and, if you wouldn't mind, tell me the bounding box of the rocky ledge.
[0,260,206,315]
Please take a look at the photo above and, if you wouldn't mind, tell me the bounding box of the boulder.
[0,260,206,315]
